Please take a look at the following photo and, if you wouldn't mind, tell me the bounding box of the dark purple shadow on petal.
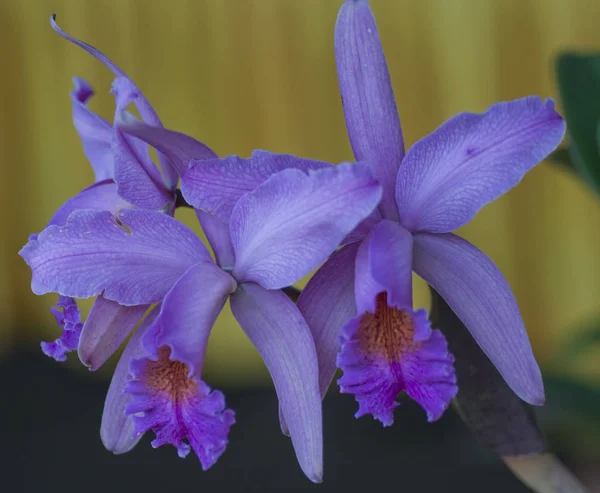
[429,287,546,457]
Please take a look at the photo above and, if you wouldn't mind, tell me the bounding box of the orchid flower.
[20,160,383,481]
[291,0,567,426]
[39,17,213,368]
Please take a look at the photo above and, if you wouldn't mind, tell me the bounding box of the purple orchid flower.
[291,0,567,426]
[39,17,214,368]
[20,160,383,481]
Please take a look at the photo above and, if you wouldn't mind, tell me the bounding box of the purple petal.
[20,209,211,305]
[230,283,322,483]
[412,232,544,405]
[112,129,174,210]
[231,163,382,289]
[124,262,236,467]
[101,306,160,454]
[43,179,133,230]
[141,260,236,376]
[196,211,235,269]
[337,299,456,425]
[335,0,404,220]
[355,220,413,313]
[41,296,83,362]
[297,243,359,397]
[78,296,149,370]
[116,111,218,176]
[396,97,566,233]
[180,150,331,221]
[71,78,113,181]
[50,15,178,189]
[126,348,235,469]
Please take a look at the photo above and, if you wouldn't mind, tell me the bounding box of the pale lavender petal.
[231,163,382,289]
[196,210,235,269]
[112,129,174,210]
[50,15,178,188]
[141,260,236,376]
[116,111,218,176]
[41,296,83,362]
[78,296,149,370]
[179,150,330,221]
[396,97,566,233]
[335,0,404,220]
[412,232,544,405]
[297,242,359,396]
[20,209,211,305]
[71,78,113,181]
[44,180,132,229]
[101,306,160,454]
[123,262,236,467]
[230,283,322,483]
[354,220,413,314]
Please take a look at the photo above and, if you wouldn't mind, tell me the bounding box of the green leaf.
[429,288,546,457]
[556,53,600,194]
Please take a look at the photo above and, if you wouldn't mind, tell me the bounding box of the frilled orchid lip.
[41,296,83,362]
[337,292,457,426]
[125,345,235,469]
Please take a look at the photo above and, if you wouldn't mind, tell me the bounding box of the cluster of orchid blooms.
[20,0,566,483]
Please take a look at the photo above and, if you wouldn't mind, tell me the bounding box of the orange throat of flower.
[358,292,416,362]
[141,346,198,402]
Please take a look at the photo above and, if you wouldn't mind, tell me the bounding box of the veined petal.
[116,112,218,176]
[112,129,174,210]
[20,209,211,305]
[71,78,113,181]
[50,15,178,189]
[231,163,382,289]
[412,232,544,405]
[78,296,149,370]
[297,242,359,396]
[338,222,456,425]
[42,180,133,231]
[396,97,566,233]
[125,262,236,468]
[180,151,331,221]
[230,283,322,483]
[196,210,235,269]
[335,0,404,220]
[101,306,160,454]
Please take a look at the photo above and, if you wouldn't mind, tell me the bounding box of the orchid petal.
[357,220,414,312]
[196,210,235,269]
[50,15,178,188]
[335,0,404,220]
[116,112,218,176]
[231,163,382,289]
[78,296,149,370]
[230,283,322,483]
[396,97,566,233]
[101,305,160,454]
[412,232,544,405]
[179,150,330,221]
[297,242,359,396]
[142,261,236,376]
[112,129,173,210]
[20,209,211,305]
[71,78,113,181]
[44,180,132,230]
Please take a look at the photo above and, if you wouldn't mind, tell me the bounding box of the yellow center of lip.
[358,292,415,361]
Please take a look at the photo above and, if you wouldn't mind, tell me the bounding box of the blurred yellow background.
[2,0,600,385]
